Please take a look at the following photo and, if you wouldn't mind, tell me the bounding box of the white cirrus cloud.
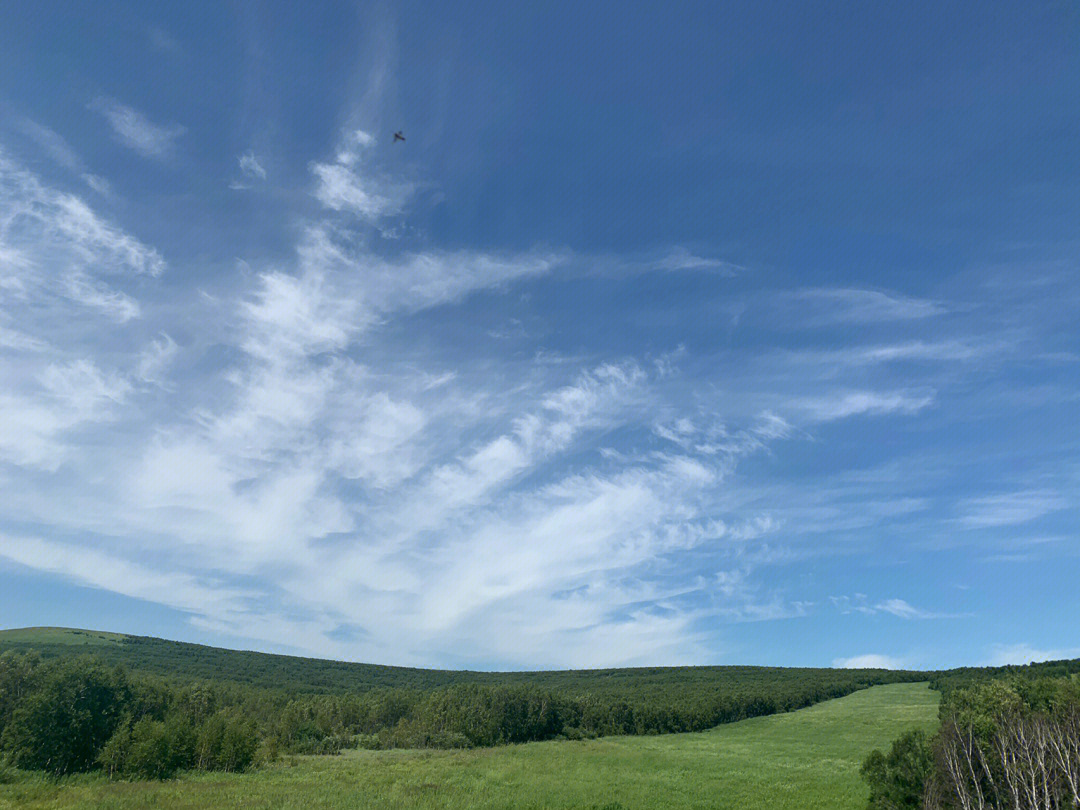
[794,390,935,422]
[652,247,741,275]
[0,360,131,470]
[0,533,252,617]
[14,117,81,170]
[238,151,267,180]
[311,129,413,224]
[957,489,1068,529]
[0,151,167,471]
[830,595,965,620]
[0,151,165,278]
[135,334,179,387]
[778,287,947,326]
[789,340,988,366]
[90,97,186,158]
[874,598,959,620]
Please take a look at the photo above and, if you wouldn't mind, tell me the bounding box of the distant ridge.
[0,626,924,696]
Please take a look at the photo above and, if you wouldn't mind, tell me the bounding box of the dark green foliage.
[123,718,179,779]
[0,653,259,780]
[0,628,924,697]
[194,714,257,772]
[0,650,42,741]
[97,722,132,778]
[929,656,1080,700]
[929,676,1080,809]
[98,712,251,778]
[860,729,934,810]
[0,683,945,808]
[462,675,878,747]
[254,671,917,754]
[864,673,1080,809]
[1,658,130,775]
[414,684,563,746]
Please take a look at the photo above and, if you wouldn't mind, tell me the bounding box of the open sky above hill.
[0,1,1078,670]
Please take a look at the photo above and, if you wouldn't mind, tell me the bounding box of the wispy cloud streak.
[90,98,186,158]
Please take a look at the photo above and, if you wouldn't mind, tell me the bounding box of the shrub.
[353,733,381,750]
[126,719,176,779]
[195,714,257,772]
[218,717,257,772]
[860,729,933,810]
[98,722,132,778]
[0,651,43,741]
[100,715,197,779]
[1,659,130,776]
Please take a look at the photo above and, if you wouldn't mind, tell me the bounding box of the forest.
[0,628,920,695]
[0,628,920,780]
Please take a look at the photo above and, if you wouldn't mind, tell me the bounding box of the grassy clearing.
[0,682,938,810]
[0,627,125,647]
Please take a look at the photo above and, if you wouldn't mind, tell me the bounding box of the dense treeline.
[269,670,908,751]
[863,672,1080,809]
[0,652,257,778]
[929,657,1080,697]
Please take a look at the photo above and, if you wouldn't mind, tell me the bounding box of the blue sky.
[0,1,1078,671]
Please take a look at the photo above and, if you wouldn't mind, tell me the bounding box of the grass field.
[0,681,939,810]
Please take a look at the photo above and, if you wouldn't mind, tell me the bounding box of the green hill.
[0,626,924,697]
[0,626,483,691]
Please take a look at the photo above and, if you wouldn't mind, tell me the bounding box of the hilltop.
[0,626,923,696]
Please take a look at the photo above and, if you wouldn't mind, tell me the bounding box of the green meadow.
[0,682,939,810]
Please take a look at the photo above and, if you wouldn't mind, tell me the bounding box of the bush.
[127,719,176,779]
[99,712,256,779]
[561,726,598,741]
[98,722,132,778]
[860,729,934,810]
[286,734,343,755]
[100,715,197,779]
[373,719,474,750]
[353,733,381,750]
[0,659,130,776]
[0,651,43,741]
[427,731,472,749]
[255,736,280,766]
[195,714,256,772]
[0,653,264,780]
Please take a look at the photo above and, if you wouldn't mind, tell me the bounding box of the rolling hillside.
[0,626,924,697]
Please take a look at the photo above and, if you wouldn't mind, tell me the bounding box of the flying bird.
[393,131,406,143]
